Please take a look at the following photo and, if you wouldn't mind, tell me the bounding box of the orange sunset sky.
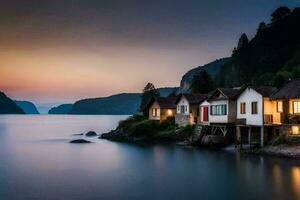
[1,0,298,108]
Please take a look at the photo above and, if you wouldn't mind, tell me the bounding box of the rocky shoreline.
[242,145,300,159]
[100,128,190,144]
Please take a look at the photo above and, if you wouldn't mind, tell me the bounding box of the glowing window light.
[292,126,300,135]
[277,101,283,112]
[167,109,173,116]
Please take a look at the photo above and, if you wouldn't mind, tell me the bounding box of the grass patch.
[116,115,194,142]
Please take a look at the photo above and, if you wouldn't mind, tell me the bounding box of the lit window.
[251,102,258,114]
[152,108,158,117]
[277,101,283,112]
[240,102,246,114]
[293,101,300,114]
[292,126,300,135]
[167,109,173,116]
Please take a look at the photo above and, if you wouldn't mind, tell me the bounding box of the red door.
[203,106,209,122]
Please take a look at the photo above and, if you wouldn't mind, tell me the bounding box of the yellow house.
[145,96,177,122]
[271,78,300,136]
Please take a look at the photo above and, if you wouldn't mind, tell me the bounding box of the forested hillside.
[216,7,300,87]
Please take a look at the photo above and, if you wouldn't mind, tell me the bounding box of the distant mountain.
[179,58,230,92]
[48,104,73,114]
[0,91,25,114]
[15,101,39,114]
[68,87,177,115]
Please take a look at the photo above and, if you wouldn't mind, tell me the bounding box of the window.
[210,104,227,115]
[277,101,283,112]
[180,105,187,114]
[293,101,300,114]
[292,126,300,135]
[251,102,258,114]
[240,102,246,114]
[152,108,158,117]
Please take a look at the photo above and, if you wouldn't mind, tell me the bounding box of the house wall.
[237,88,263,126]
[264,98,281,124]
[175,114,191,126]
[149,101,160,120]
[190,105,198,124]
[228,100,237,123]
[209,100,229,123]
[160,108,176,121]
[176,96,190,115]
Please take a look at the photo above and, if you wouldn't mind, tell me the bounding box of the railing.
[236,118,246,125]
[286,114,300,124]
[264,114,273,124]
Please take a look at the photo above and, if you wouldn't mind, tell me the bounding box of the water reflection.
[292,167,300,199]
[0,115,300,199]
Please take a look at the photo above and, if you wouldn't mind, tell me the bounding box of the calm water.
[0,115,300,200]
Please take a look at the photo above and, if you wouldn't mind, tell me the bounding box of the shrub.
[159,116,175,130]
[179,124,195,138]
[118,115,146,131]
[130,119,158,137]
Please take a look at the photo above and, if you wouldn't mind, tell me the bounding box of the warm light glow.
[277,101,283,112]
[167,109,173,116]
[291,167,300,199]
[292,126,300,135]
[293,101,300,114]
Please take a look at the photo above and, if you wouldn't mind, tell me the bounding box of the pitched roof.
[208,87,243,100]
[142,96,177,111]
[176,93,207,105]
[155,96,177,109]
[248,86,277,97]
[271,78,300,99]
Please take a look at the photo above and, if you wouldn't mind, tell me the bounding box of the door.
[203,106,209,121]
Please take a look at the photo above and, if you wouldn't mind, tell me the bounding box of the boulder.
[201,135,229,148]
[85,131,98,137]
[70,139,92,144]
[72,133,84,136]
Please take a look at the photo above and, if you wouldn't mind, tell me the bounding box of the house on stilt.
[236,86,278,148]
[271,78,300,137]
[203,87,243,137]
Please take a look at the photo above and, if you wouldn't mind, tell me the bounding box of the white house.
[175,93,206,126]
[236,86,278,147]
[199,87,243,136]
[236,86,279,126]
[207,88,242,124]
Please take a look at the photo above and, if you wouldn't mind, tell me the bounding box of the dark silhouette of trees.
[237,33,249,50]
[216,6,300,88]
[271,6,291,23]
[140,82,160,115]
[256,22,266,35]
[190,70,215,93]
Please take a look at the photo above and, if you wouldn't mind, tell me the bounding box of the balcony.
[285,114,300,124]
[264,114,273,125]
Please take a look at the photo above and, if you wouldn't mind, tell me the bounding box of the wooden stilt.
[236,126,241,149]
[260,126,264,147]
[248,127,251,149]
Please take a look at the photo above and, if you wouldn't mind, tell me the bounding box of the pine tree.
[190,70,215,93]
[140,83,160,115]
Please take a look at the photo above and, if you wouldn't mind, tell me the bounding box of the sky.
[0,0,299,111]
